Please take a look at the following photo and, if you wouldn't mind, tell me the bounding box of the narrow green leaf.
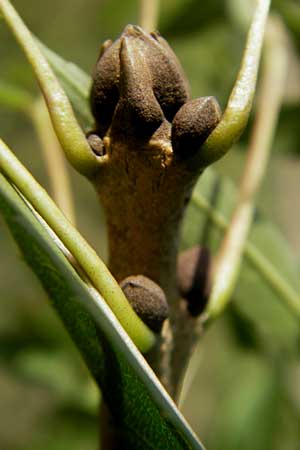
[0,174,205,450]
[37,39,94,130]
[0,0,98,176]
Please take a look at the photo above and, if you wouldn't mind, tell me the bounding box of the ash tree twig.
[0,0,275,401]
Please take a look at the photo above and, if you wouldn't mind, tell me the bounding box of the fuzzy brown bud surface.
[171,97,222,159]
[177,246,212,316]
[90,25,189,140]
[120,275,169,333]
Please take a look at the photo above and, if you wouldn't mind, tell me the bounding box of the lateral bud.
[177,246,212,316]
[87,133,105,156]
[171,97,221,159]
[120,275,169,333]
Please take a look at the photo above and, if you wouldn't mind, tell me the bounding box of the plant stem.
[205,15,289,321]
[29,97,76,225]
[139,0,160,31]
[200,0,271,166]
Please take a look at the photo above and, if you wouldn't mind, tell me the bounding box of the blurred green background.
[0,0,300,449]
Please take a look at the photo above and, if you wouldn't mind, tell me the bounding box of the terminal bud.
[90,25,190,140]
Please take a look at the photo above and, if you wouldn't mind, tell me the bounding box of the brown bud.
[177,246,212,316]
[87,133,105,156]
[99,39,113,58]
[120,275,169,332]
[171,97,221,159]
[146,30,190,121]
[90,25,190,139]
[113,35,164,139]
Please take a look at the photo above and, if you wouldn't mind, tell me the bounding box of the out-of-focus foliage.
[0,0,300,449]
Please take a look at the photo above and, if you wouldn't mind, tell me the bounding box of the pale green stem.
[0,138,155,352]
[199,0,271,167]
[0,0,99,177]
[205,16,289,321]
[192,193,300,320]
[139,0,160,31]
[29,97,76,225]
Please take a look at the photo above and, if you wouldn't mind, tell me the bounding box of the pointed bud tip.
[123,24,146,37]
[90,26,190,139]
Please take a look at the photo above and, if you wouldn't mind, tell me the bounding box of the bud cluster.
[90,25,221,160]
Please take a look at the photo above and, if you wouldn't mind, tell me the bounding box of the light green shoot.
[200,0,271,167]
[204,16,291,321]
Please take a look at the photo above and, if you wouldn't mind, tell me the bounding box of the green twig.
[199,0,271,167]
[0,137,155,352]
[205,15,289,321]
